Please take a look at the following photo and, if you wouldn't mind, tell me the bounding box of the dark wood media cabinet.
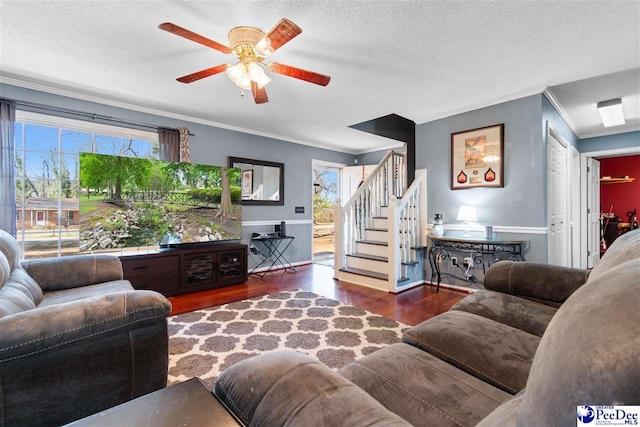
[119,243,248,296]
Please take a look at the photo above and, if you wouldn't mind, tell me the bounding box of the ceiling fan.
[159,19,331,104]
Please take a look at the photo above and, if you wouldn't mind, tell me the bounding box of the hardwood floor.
[168,263,469,326]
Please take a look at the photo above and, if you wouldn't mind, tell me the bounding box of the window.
[15,111,159,259]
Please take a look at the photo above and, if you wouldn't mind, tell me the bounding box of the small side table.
[65,378,241,427]
[428,235,526,292]
[249,234,296,277]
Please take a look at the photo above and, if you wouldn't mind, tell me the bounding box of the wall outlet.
[463,257,474,268]
[451,257,458,267]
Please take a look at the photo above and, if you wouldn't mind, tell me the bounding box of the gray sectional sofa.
[215,229,640,426]
[0,230,172,426]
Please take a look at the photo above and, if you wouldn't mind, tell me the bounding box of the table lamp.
[457,205,477,237]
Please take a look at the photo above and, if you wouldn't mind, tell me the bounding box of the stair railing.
[386,169,427,288]
[335,150,406,274]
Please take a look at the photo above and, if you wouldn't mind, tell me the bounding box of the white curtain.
[0,99,16,236]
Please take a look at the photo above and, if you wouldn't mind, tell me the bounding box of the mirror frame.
[228,157,285,206]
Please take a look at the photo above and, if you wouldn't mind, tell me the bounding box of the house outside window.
[35,211,45,226]
[14,111,159,259]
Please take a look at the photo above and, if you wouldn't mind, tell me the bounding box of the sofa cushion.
[402,310,539,394]
[479,257,640,427]
[483,261,590,307]
[21,254,124,292]
[38,280,133,308]
[0,267,44,318]
[215,350,410,426]
[339,343,512,426]
[0,290,171,363]
[450,290,557,337]
[589,227,639,282]
[0,230,21,271]
[0,251,9,286]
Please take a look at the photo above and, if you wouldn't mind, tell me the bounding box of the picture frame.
[451,123,504,190]
[241,169,253,199]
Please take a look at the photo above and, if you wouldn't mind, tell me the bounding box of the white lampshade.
[254,37,273,57]
[226,63,251,90]
[457,205,477,222]
[248,62,271,88]
[597,98,625,127]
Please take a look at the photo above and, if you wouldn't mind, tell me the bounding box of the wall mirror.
[228,157,284,205]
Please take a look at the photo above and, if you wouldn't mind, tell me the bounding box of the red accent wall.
[600,155,640,221]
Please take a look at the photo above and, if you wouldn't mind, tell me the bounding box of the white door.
[547,130,569,266]
[311,160,345,265]
[341,165,376,203]
[586,157,601,268]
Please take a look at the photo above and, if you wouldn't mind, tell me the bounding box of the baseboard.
[423,280,477,293]
[248,260,312,273]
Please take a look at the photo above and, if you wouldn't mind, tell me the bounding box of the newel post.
[416,169,428,247]
[334,198,343,278]
[387,195,400,291]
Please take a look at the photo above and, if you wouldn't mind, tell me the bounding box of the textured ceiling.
[1,1,638,153]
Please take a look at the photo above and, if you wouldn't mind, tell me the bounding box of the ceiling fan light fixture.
[226,62,251,90]
[160,19,330,103]
[248,62,271,88]
[254,37,273,57]
[597,98,625,127]
[228,26,266,50]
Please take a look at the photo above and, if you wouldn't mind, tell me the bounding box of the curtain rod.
[6,98,194,136]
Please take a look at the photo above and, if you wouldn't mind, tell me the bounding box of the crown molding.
[542,87,581,138]
[415,85,548,125]
[0,74,362,155]
[577,125,640,139]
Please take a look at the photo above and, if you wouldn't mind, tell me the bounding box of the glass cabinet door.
[184,253,215,285]
[218,250,244,281]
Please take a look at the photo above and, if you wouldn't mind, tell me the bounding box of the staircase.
[334,151,428,293]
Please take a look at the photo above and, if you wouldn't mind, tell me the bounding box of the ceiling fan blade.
[159,22,232,54]
[251,81,269,104]
[262,18,302,54]
[176,64,228,83]
[270,63,331,86]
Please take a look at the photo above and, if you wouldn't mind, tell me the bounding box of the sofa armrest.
[215,351,410,426]
[483,261,590,306]
[21,254,124,291]
[0,290,170,362]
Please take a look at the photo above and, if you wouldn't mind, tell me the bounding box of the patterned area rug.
[168,289,409,390]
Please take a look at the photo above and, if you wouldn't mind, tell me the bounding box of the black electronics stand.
[249,233,296,278]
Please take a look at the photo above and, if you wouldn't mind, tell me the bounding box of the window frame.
[14,110,159,258]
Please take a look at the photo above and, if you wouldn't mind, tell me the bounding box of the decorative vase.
[432,214,444,237]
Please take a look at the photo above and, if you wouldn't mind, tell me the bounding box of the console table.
[249,234,296,277]
[428,236,526,292]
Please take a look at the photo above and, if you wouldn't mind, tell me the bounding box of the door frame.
[579,145,640,268]
[311,159,346,262]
